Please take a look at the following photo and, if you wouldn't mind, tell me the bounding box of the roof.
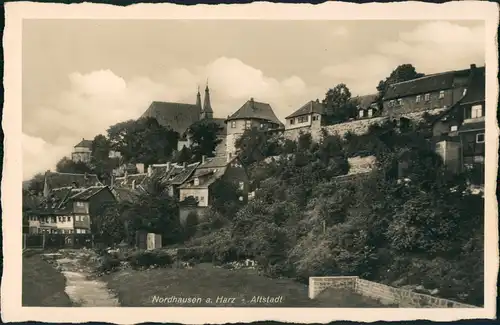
[458,120,485,133]
[227,99,284,127]
[286,100,325,119]
[383,68,471,100]
[69,186,110,201]
[44,172,103,189]
[178,156,238,189]
[74,139,93,148]
[141,101,201,135]
[112,187,139,203]
[168,163,199,185]
[353,94,378,110]
[461,66,485,105]
[114,173,148,188]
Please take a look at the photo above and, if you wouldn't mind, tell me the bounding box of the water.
[43,251,120,307]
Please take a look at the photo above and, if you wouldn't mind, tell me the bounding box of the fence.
[22,233,110,250]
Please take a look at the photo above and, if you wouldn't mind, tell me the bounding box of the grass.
[22,253,73,307]
[103,263,387,307]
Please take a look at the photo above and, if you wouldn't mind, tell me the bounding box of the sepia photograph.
[2,1,498,324]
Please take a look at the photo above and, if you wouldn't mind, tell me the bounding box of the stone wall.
[283,108,447,142]
[309,276,477,308]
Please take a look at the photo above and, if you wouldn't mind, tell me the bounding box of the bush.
[127,250,174,270]
[97,255,121,273]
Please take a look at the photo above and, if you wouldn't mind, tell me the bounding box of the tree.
[26,173,46,195]
[107,117,179,165]
[377,64,425,98]
[173,146,192,164]
[322,83,357,124]
[90,134,115,184]
[186,120,223,161]
[56,157,93,174]
[235,128,272,165]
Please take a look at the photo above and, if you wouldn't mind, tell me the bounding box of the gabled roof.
[178,156,240,190]
[286,100,325,119]
[74,139,93,148]
[169,162,200,185]
[44,172,103,189]
[142,101,201,135]
[353,94,378,110]
[384,68,472,100]
[227,98,284,127]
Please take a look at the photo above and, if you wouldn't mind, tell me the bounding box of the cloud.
[23,57,318,180]
[320,21,485,95]
[22,134,70,180]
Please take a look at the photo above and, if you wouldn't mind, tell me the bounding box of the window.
[450,125,458,132]
[260,123,265,129]
[195,196,199,201]
[200,196,205,202]
[63,217,66,222]
[359,110,364,118]
[245,120,251,129]
[471,105,483,119]
[424,93,430,101]
[58,216,62,222]
[76,201,84,207]
[397,99,403,106]
[476,133,485,143]
[439,91,445,99]
[239,181,244,190]
[312,115,319,121]
[231,121,236,128]
[289,119,295,125]
[416,95,421,103]
[297,116,309,123]
[367,109,373,117]
[194,177,199,186]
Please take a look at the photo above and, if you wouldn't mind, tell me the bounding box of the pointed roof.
[196,87,202,109]
[286,100,325,119]
[227,98,284,127]
[142,101,201,135]
[203,83,213,114]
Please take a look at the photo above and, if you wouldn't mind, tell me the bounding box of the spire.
[202,81,213,119]
[43,171,50,198]
[196,85,202,110]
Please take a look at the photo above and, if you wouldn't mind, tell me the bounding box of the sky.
[22,19,485,180]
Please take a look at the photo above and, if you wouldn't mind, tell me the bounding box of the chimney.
[136,163,145,174]
[202,155,206,164]
[316,99,319,103]
[147,165,153,177]
[470,64,476,70]
[131,180,136,190]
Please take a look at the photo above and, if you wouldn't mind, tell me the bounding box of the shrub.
[97,255,121,273]
[127,250,174,270]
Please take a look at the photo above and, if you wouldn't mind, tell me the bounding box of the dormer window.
[193,177,199,186]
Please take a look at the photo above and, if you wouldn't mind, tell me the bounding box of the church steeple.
[201,81,213,119]
[196,86,202,110]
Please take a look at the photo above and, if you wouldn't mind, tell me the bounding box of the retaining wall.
[309,276,477,308]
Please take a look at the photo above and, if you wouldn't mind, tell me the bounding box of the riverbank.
[22,253,73,306]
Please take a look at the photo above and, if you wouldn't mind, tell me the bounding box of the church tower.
[201,82,214,120]
[196,86,202,109]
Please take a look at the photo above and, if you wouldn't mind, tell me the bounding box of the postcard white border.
[2,1,499,323]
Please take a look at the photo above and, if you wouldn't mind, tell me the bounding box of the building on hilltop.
[431,65,485,183]
[285,99,324,130]
[354,94,380,119]
[71,138,93,163]
[382,64,482,120]
[225,97,284,157]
